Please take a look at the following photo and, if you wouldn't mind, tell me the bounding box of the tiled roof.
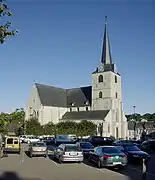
[61,110,109,120]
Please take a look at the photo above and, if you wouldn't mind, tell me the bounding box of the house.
[25,17,128,139]
[128,120,155,139]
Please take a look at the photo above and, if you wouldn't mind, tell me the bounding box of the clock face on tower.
[98,64,104,72]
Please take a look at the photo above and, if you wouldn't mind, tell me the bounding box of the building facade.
[25,18,128,139]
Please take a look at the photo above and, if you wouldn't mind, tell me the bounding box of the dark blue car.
[76,142,94,157]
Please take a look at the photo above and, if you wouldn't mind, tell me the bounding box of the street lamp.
[133,105,136,139]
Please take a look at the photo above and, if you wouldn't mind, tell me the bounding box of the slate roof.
[36,83,67,107]
[61,110,109,120]
[35,83,92,108]
[67,86,92,107]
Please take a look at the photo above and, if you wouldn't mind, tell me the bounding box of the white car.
[19,135,27,143]
[24,136,40,144]
[54,144,83,163]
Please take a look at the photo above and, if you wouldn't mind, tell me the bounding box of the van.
[4,136,21,154]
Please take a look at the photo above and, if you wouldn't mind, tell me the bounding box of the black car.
[117,145,149,163]
[141,140,155,153]
[54,135,76,146]
[76,142,94,157]
[87,136,114,147]
[113,140,141,149]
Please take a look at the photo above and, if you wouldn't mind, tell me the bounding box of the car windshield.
[32,143,46,147]
[102,147,120,153]
[65,145,81,152]
[80,142,94,149]
[57,135,69,140]
[115,140,133,144]
[125,146,140,151]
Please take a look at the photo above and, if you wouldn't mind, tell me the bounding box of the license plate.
[113,162,121,165]
[70,153,77,156]
[115,156,119,159]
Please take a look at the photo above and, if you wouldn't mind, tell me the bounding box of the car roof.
[64,144,78,146]
[100,146,115,148]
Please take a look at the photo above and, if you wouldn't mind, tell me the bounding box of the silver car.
[28,142,48,158]
[54,144,83,163]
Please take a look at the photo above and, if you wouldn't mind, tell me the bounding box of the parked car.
[54,144,83,163]
[24,136,40,144]
[88,146,127,168]
[42,137,55,145]
[141,140,155,153]
[54,134,76,146]
[116,144,149,163]
[87,136,114,147]
[3,136,21,154]
[76,142,94,157]
[19,135,26,143]
[28,142,48,158]
[113,140,141,149]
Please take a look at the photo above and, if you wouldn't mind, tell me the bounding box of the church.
[25,18,128,139]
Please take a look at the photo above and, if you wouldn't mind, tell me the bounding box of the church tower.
[92,17,127,138]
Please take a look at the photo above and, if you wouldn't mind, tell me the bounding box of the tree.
[77,120,97,137]
[43,122,55,135]
[25,118,43,136]
[0,0,18,44]
[56,121,78,135]
[0,112,10,133]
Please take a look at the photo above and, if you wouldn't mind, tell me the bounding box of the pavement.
[0,144,154,180]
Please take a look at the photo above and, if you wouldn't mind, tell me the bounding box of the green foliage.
[0,113,9,133]
[0,108,25,134]
[56,121,78,135]
[77,120,97,137]
[43,122,55,135]
[0,0,18,44]
[126,113,155,122]
[25,118,43,136]
[55,120,97,137]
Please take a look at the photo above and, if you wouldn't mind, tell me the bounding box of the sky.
[0,0,155,114]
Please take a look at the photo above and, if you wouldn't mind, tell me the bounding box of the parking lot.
[0,144,154,180]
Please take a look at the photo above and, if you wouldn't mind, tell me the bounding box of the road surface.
[0,144,154,180]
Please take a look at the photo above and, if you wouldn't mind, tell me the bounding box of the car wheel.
[58,156,62,164]
[30,152,32,158]
[97,159,101,168]
[44,152,48,158]
[88,155,91,162]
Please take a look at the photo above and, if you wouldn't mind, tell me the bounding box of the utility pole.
[133,105,136,139]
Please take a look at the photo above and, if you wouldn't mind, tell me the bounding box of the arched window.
[99,91,102,98]
[37,111,39,118]
[77,107,79,111]
[70,108,72,112]
[116,92,118,99]
[33,110,36,117]
[98,75,103,83]
[86,107,88,111]
[115,75,117,83]
[108,124,110,133]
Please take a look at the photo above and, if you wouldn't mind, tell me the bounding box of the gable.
[67,86,92,107]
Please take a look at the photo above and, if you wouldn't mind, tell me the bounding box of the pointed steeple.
[101,16,112,65]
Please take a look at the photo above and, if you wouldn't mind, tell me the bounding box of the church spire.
[101,16,112,65]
